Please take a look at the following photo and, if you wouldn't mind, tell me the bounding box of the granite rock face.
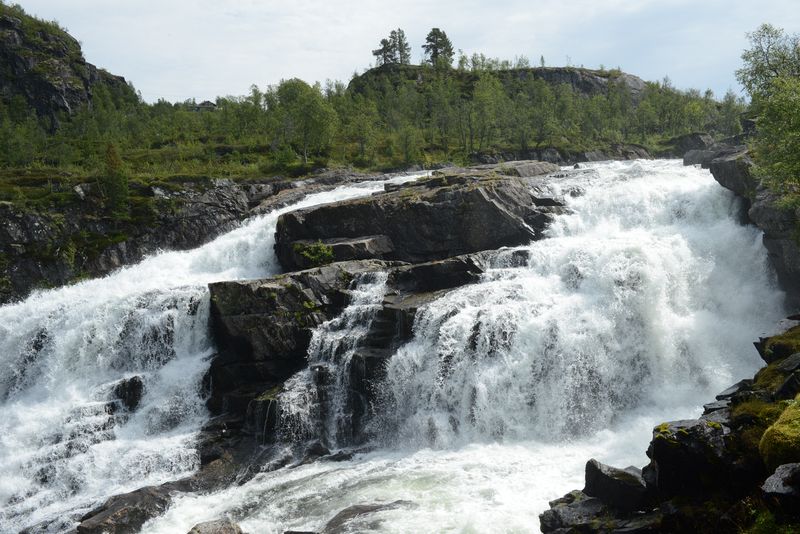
[275,169,565,271]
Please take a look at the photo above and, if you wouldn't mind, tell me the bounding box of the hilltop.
[350,62,647,100]
[0,3,136,126]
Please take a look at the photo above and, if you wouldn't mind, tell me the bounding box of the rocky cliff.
[700,148,800,307]
[0,4,136,124]
[349,63,646,102]
[0,169,392,304]
[274,162,563,271]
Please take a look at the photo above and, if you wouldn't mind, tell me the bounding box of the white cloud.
[17,0,800,101]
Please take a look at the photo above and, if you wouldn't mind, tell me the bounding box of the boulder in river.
[274,170,565,271]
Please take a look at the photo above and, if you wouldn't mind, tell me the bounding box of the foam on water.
[0,173,424,533]
[143,160,786,534]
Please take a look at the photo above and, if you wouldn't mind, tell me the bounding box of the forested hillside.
[1,5,745,200]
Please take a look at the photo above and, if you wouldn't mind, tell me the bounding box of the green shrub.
[293,240,334,267]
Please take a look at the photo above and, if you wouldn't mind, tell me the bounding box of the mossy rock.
[764,326,800,362]
[759,400,800,471]
[255,385,282,402]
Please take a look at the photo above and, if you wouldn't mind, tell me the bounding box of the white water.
[279,271,389,446]
[143,160,786,534]
[0,174,424,533]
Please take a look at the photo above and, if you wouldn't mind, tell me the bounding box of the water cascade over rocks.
[0,160,788,533]
[0,175,423,533]
[145,160,786,534]
[278,271,390,447]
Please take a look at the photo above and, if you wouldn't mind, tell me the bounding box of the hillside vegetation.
[0,3,747,218]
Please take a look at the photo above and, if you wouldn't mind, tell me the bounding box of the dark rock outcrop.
[540,490,662,533]
[207,254,492,443]
[664,132,715,157]
[110,375,144,412]
[207,259,400,414]
[0,6,136,125]
[76,485,173,534]
[275,169,565,271]
[583,459,649,512]
[0,169,397,304]
[541,322,800,533]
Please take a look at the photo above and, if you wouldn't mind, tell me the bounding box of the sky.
[16,0,800,103]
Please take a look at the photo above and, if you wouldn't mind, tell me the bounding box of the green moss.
[759,400,800,471]
[706,421,723,430]
[734,401,787,430]
[755,362,793,392]
[255,385,282,402]
[728,399,787,462]
[302,300,320,312]
[655,422,671,434]
[293,240,335,267]
[764,325,800,361]
[746,508,800,534]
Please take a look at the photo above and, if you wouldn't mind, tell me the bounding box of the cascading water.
[278,271,389,447]
[143,160,787,534]
[0,174,423,534]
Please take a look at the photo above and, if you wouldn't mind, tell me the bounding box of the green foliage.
[737,24,800,100]
[0,9,751,196]
[422,28,455,67]
[752,76,800,190]
[293,240,335,267]
[97,142,129,216]
[746,508,799,534]
[273,79,338,164]
[373,28,411,66]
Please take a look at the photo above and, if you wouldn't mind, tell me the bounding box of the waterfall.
[376,160,785,448]
[142,160,787,534]
[0,174,424,533]
[278,271,389,447]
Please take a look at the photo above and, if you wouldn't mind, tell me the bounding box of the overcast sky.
[17,0,800,102]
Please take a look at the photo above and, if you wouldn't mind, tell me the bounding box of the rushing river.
[0,161,786,533]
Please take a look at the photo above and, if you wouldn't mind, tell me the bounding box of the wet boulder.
[642,418,732,498]
[275,172,565,272]
[187,519,244,534]
[540,489,663,533]
[761,463,800,516]
[321,501,412,534]
[111,375,144,412]
[76,485,173,534]
[206,260,398,413]
[583,459,649,512]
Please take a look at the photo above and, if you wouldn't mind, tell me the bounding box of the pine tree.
[422,28,454,67]
[389,29,411,65]
[99,142,129,216]
[372,38,394,66]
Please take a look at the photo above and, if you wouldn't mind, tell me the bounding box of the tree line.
[737,23,800,193]
[0,20,747,182]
